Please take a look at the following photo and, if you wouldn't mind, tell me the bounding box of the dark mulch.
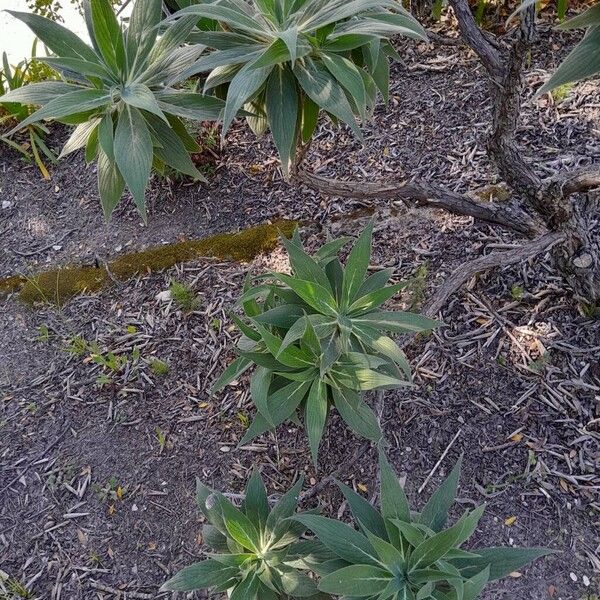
[1,23,599,600]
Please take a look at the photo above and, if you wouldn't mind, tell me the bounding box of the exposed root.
[423,231,566,316]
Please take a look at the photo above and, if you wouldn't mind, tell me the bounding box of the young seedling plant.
[212,221,438,465]
[1,0,224,219]
[295,451,553,600]
[167,0,428,176]
[162,469,335,599]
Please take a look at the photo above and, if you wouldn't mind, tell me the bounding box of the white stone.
[156,290,172,302]
[573,254,593,269]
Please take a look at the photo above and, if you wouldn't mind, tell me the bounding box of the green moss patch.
[1,219,298,306]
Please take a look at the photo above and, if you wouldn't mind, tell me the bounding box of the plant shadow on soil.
[1,28,599,600]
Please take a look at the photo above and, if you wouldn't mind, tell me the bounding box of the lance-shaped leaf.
[538,26,600,94]
[265,67,298,178]
[6,10,99,63]
[97,149,125,219]
[222,61,273,136]
[318,564,392,596]
[408,506,486,572]
[418,456,462,532]
[161,559,238,591]
[114,105,153,220]
[305,378,328,466]
[449,547,554,581]
[292,514,378,565]
[8,89,110,134]
[379,451,410,523]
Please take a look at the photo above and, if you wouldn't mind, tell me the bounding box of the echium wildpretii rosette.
[161,469,335,599]
[295,451,554,599]
[0,0,224,219]
[167,0,428,176]
[212,221,439,464]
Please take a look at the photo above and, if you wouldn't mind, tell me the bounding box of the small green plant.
[550,82,574,104]
[91,344,139,385]
[581,301,599,318]
[155,426,167,452]
[66,334,89,356]
[167,0,427,177]
[64,335,138,384]
[510,284,524,300]
[474,0,488,25]
[35,324,51,342]
[1,0,225,220]
[557,0,568,21]
[169,281,201,312]
[0,49,57,179]
[44,460,77,492]
[527,352,550,374]
[295,451,553,599]
[162,470,332,598]
[92,476,124,503]
[212,222,438,463]
[0,574,32,599]
[149,358,170,376]
[236,411,250,428]
[90,348,128,372]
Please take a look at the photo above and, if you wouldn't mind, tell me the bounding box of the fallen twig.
[418,429,462,494]
[296,169,542,237]
[89,581,162,599]
[11,228,79,257]
[423,231,566,317]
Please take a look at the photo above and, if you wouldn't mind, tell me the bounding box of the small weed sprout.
[66,335,88,356]
[169,281,201,312]
[155,427,167,452]
[35,324,51,342]
[551,82,574,104]
[93,477,124,503]
[149,358,169,376]
[510,284,524,300]
[0,575,31,599]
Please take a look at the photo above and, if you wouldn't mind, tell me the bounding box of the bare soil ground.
[1,25,599,600]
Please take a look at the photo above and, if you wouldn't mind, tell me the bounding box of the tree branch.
[448,0,503,79]
[296,169,544,237]
[423,231,566,316]
[559,167,600,196]
[487,4,542,198]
